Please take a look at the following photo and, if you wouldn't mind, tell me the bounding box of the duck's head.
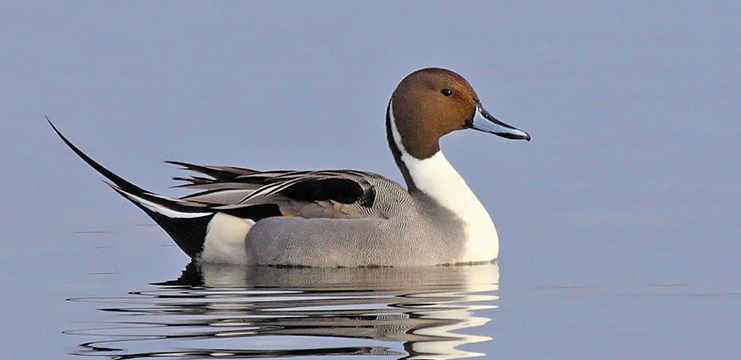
[387,68,530,160]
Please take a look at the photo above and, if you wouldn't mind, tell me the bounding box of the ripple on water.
[66,262,500,359]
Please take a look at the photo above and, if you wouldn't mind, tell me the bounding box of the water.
[65,263,499,359]
[2,2,740,359]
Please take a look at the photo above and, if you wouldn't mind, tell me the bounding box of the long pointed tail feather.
[48,118,213,258]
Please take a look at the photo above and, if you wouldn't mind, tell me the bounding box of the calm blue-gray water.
[1,2,739,359]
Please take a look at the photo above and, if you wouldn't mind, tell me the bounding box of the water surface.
[65,263,500,359]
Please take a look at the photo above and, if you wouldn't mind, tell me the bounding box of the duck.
[50,68,530,267]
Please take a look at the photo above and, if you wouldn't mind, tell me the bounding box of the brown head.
[387,68,530,160]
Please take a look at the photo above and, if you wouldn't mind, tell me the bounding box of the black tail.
[47,118,213,258]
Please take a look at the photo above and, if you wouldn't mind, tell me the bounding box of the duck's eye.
[441,89,453,96]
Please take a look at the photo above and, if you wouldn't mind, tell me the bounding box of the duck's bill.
[467,103,531,141]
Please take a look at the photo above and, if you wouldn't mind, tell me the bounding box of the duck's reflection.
[69,262,499,359]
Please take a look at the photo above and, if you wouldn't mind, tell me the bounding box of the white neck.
[389,101,499,262]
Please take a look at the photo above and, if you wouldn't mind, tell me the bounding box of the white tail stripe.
[120,190,212,219]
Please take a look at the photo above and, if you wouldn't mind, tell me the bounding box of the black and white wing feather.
[169,161,381,218]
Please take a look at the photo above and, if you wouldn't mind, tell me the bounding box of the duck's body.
[51,68,530,267]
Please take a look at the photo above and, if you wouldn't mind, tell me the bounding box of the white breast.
[389,103,499,262]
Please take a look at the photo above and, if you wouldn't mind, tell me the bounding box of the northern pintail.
[50,68,530,267]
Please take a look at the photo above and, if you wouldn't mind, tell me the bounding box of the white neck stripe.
[388,101,407,155]
[390,100,483,215]
[388,99,498,261]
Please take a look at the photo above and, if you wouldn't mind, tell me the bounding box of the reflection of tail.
[48,118,214,258]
